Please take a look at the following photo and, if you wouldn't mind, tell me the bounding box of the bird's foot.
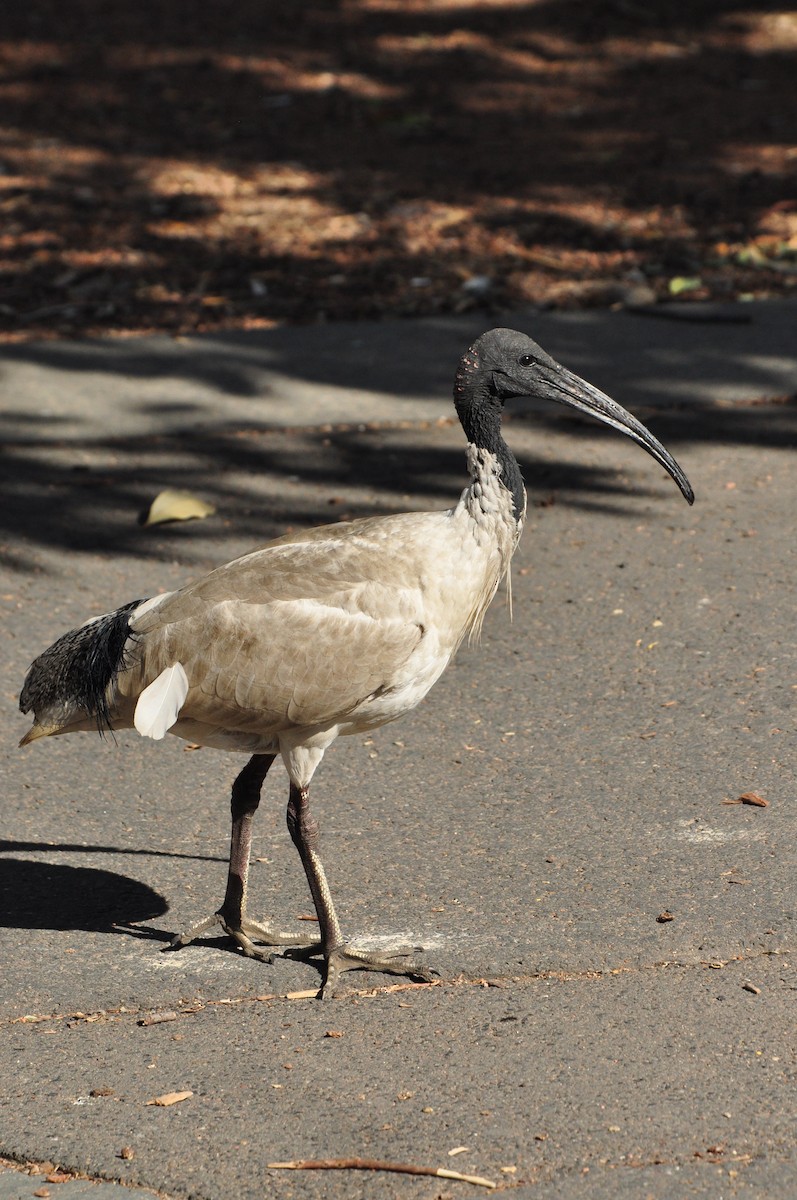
[166,911,317,962]
[283,941,434,999]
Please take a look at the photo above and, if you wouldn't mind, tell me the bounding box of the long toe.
[321,944,434,999]
[238,917,317,948]
[165,911,315,960]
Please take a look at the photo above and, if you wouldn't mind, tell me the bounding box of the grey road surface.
[1,302,794,1198]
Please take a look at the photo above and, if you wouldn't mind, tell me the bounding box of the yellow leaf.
[668,275,702,295]
[141,490,215,527]
[145,1090,193,1107]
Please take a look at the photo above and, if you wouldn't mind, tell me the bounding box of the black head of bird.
[455,327,694,508]
[19,328,693,998]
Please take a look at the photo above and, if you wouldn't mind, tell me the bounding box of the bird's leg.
[168,753,316,960]
[284,782,432,998]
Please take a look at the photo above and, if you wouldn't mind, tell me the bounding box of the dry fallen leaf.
[140,489,215,527]
[324,1030,344,1038]
[738,792,769,807]
[145,1090,193,1107]
[722,791,769,807]
[656,910,675,923]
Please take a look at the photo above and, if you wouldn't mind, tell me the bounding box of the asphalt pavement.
[1,300,795,1198]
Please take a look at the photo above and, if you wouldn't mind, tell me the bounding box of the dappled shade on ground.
[1,0,795,341]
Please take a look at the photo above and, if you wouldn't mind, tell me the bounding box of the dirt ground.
[1,0,795,342]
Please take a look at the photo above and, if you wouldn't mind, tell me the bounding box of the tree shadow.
[1,3,792,574]
[3,378,796,572]
[0,412,686,571]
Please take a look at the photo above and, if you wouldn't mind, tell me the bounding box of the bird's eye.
[518,353,536,367]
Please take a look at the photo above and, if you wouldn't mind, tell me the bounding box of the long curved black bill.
[538,362,694,505]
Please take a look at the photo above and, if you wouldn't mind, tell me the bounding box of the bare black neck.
[454,373,525,522]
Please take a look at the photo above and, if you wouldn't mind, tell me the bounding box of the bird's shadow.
[0,838,225,865]
[0,838,224,942]
[0,856,168,934]
[0,844,313,966]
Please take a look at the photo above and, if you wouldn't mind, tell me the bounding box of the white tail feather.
[134,663,189,740]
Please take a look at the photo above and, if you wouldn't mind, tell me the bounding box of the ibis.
[19,328,693,997]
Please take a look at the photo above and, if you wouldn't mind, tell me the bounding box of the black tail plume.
[19,599,143,734]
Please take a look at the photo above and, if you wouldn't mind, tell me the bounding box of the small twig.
[268,1158,496,1189]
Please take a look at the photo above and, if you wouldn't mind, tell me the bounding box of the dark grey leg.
[168,754,316,959]
[285,781,431,998]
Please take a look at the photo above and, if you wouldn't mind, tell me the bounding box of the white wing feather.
[134,663,189,740]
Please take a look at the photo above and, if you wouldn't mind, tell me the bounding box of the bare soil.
[1,0,795,342]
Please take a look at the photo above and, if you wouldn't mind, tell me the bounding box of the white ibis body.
[19,329,693,997]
